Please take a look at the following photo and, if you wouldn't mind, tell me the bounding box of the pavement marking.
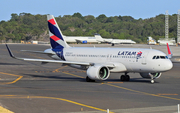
[53,65,68,73]
[0,95,113,113]
[157,93,178,96]
[106,83,180,101]
[0,72,23,85]
[63,72,84,78]
[0,106,14,113]
[63,72,180,101]
[107,82,123,84]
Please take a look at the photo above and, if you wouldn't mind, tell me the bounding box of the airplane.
[63,35,101,44]
[157,38,176,46]
[49,26,102,44]
[147,36,157,45]
[6,15,173,84]
[95,34,136,46]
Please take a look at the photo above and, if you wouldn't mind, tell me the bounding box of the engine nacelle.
[87,65,110,80]
[140,72,162,79]
[82,40,87,43]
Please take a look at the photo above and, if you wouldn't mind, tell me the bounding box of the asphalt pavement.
[0,44,180,113]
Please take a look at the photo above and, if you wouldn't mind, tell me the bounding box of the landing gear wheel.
[120,75,130,81]
[86,76,95,82]
[125,75,130,81]
[120,75,126,81]
[151,80,154,84]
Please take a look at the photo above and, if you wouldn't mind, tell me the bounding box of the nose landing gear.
[151,79,154,84]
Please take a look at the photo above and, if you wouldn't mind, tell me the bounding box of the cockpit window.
[152,55,168,59]
[156,56,159,59]
[160,56,166,59]
[152,56,156,59]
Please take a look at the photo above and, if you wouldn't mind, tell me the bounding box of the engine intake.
[87,65,110,80]
[140,72,162,79]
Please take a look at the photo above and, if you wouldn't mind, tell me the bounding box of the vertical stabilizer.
[94,34,103,39]
[47,15,70,49]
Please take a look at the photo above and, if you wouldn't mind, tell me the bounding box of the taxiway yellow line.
[0,72,23,85]
[0,95,113,113]
[157,94,178,96]
[106,83,180,101]
[63,72,84,78]
[0,106,14,113]
[53,65,67,73]
[63,72,180,101]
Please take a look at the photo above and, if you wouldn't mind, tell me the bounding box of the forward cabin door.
[107,54,112,61]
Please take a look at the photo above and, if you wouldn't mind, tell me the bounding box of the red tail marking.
[48,19,56,25]
[167,43,171,55]
[50,35,60,41]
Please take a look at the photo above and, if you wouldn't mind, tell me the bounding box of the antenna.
[165,10,169,39]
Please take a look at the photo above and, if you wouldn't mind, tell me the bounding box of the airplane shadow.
[106,78,159,84]
[23,74,159,84]
[0,63,24,65]
[23,74,86,82]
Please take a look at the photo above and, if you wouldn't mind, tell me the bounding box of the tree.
[10,13,19,21]
[72,12,84,19]
[121,16,134,22]
[96,14,107,23]
[0,12,179,43]
[84,15,96,24]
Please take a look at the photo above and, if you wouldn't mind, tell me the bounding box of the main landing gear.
[120,73,130,81]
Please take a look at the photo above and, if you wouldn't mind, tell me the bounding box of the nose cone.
[165,60,173,71]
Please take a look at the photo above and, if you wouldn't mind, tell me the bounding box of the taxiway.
[0,44,180,113]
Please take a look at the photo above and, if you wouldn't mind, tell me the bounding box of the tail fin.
[94,34,103,39]
[167,43,172,58]
[47,15,70,49]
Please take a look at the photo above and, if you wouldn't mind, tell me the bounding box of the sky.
[0,0,180,21]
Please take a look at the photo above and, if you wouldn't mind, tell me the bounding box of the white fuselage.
[54,47,172,73]
[63,36,98,43]
[97,38,136,44]
[111,39,136,44]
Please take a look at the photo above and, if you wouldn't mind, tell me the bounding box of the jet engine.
[140,72,162,79]
[87,65,110,80]
[82,40,87,43]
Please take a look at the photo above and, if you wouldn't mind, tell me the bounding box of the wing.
[6,44,117,68]
[166,43,180,63]
[6,44,93,66]
[21,50,55,55]
[170,56,180,63]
